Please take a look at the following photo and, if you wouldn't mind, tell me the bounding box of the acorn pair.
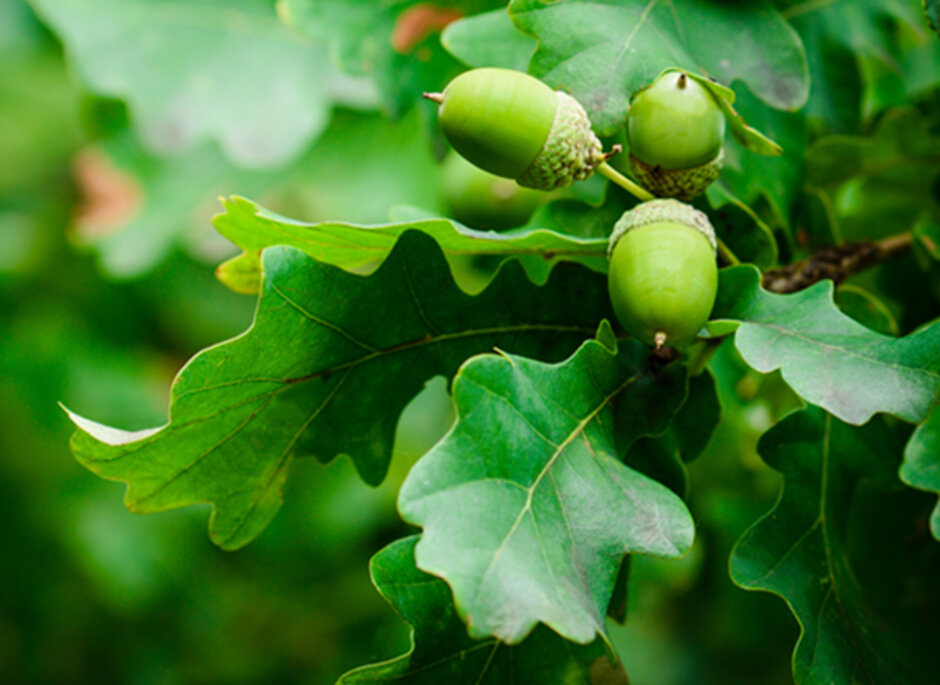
[427,68,722,349]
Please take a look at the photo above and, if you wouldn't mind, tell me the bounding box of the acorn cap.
[516,91,607,190]
[608,199,717,257]
[629,149,723,201]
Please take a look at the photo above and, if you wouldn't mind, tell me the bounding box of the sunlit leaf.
[399,336,693,644]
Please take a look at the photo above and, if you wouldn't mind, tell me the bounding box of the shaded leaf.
[442,8,536,71]
[399,336,693,644]
[508,0,808,135]
[66,231,615,549]
[804,108,940,241]
[213,196,608,295]
[717,84,807,229]
[929,0,940,37]
[339,536,628,684]
[624,370,721,497]
[30,0,334,167]
[702,183,779,269]
[901,403,940,539]
[834,284,899,336]
[709,265,940,424]
[731,407,940,684]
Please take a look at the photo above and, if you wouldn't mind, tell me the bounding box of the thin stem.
[716,238,741,266]
[597,162,655,203]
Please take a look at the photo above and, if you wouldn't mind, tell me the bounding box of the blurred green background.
[2,0,937,683]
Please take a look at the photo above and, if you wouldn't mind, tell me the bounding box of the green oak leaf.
[280,0,501,117]
[901,404,940,539]
[66,231,615,550]
[213,196,608,295]
[624,370,721,498]
[338,536,628,684]
[30,0,333,167]
[709,265,940,425]
[398,336,693,644]
[731,407,940,684]
[508,0,808,135]
[442,7,537,72]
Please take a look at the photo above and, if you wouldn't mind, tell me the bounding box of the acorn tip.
[677,72,687,89]
[422,92,444,103]
[653,332,667,350]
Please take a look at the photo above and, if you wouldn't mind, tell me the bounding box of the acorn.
[607,199,718,349]
[425,68,611,191]
[627,70,726,201]
[440,151,544,230]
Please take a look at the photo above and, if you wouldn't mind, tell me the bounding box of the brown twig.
[762,233,914,294]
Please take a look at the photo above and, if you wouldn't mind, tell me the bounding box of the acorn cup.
[425,68,615,191]
[607,199,718,349]
[627,70,726,201]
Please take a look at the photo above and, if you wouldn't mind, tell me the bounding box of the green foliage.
[731,407,940,684]
[340,536,628,684]
[400,335,692,644]
[30,0,338,167]
[5,1,940,683]
[901,404,940,538]
[66,233,614,549]
[711,266,940,425]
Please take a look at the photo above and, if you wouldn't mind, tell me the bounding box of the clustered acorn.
[427,67,730,351]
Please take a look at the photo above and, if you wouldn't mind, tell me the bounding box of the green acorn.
[425,68,611,191]
[627,70,726,201]
[607,199,718,349]
[440,151,544,230]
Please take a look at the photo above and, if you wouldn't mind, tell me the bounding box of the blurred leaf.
[508,0,808,136]
[80,107,442,278]
[709,265,940,425]
[66,231,615,550]
[30,0,334,167]
[0,51,82,192]
[915,219,940,260]
[280,0,497,117]
[928,0,940,36]
[777,0,929,132]
[900,403,940,538]
[624,370,722,497]
[267,108,443,225]
[442,7,536,71]
[834,284,899,336]
[213,196,608,295]
[0,0,48,55]
[731,407,940,685]
[805,108,940,241]
[339,536,628,684]
[399,336,693,644]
